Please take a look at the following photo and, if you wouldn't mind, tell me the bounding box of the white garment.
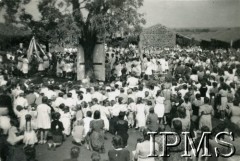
[83,117,93,137]
[145,62,154,75]
[60,112,71,135]
[127,77,139,88]
[21,58,29,74]
[136,104,146,128]
[0,116,11,134]
[154,97,165,118]
[100,106,110,131]
[135,91,145,99]
[91,92,104,102]
[14,97,28,110]
[54,97,65,107]
[36,104,51,129]
[83,93,92,103]
[64,98,77,113]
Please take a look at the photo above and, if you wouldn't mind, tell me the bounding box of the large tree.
[0,0,145,74]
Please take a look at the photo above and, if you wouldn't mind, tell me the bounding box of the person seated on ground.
[63,146,80,161]
[48,112,64,151]
[108,135,130,161]
[91,152,101,161]
[72,119,84,146]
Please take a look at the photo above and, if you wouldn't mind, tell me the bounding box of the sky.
[0,0,240,28]
[140,0,240,28]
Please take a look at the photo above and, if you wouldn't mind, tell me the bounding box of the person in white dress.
[100,102,110,131]
[60,106,72,136]
[13,92,28,112]
[36,96,51,144]
[38,57,44,72]
[145,58,154,79]
[21,55,29,77]
[135,97,146,131]
[23,114,38,146]
[154,90,165,124]
[83,111,93,137]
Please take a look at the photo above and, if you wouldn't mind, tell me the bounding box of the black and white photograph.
[0,0,240,161]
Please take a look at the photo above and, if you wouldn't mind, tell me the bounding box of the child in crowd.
[91,152,101,161]
[7,119,24,161]
[75,105,84,121]
[127,98,136,128]
[72,119,84,146]
[83,111,93,137]
[0,114,11,135]
[23,114,38,146]
[81,101,91,118]
[63,146,80,161]
[48,112,64,151]
[14,105,29,132]
[60,106,72,137]
[23,114,38,161]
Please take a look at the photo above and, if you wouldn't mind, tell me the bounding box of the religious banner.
[27,37,46,61]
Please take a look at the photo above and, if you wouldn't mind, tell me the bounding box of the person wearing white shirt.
[13,93,28,113]
[83,88,92,103]
[0,75,7,87]
[11,85,24,99]
[179,84,188,98]
[54,92,65,107]
[69,89,78,100]
[135,85,145,99]
[40,86,48,96]
[109,97,127,134]
[80,87,86,94]
[64,93,77,116]
[83,111,93,137]
[91,86,103,103]
[44,88,56,100]
[90,98,102,114]
[127,75,139,88]
[115,62,123,77]
[145,59,154,76]
[108,88,119,101]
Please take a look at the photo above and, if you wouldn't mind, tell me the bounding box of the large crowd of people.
[0,45,240,161]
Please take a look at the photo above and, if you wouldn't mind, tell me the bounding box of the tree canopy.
[0,0,146,48]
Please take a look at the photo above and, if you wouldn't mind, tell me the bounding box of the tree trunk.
[82,41,96,80]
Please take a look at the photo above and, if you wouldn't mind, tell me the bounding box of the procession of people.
[1,45,240,161]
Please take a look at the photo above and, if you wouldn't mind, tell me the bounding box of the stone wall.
[140,24,176,48]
